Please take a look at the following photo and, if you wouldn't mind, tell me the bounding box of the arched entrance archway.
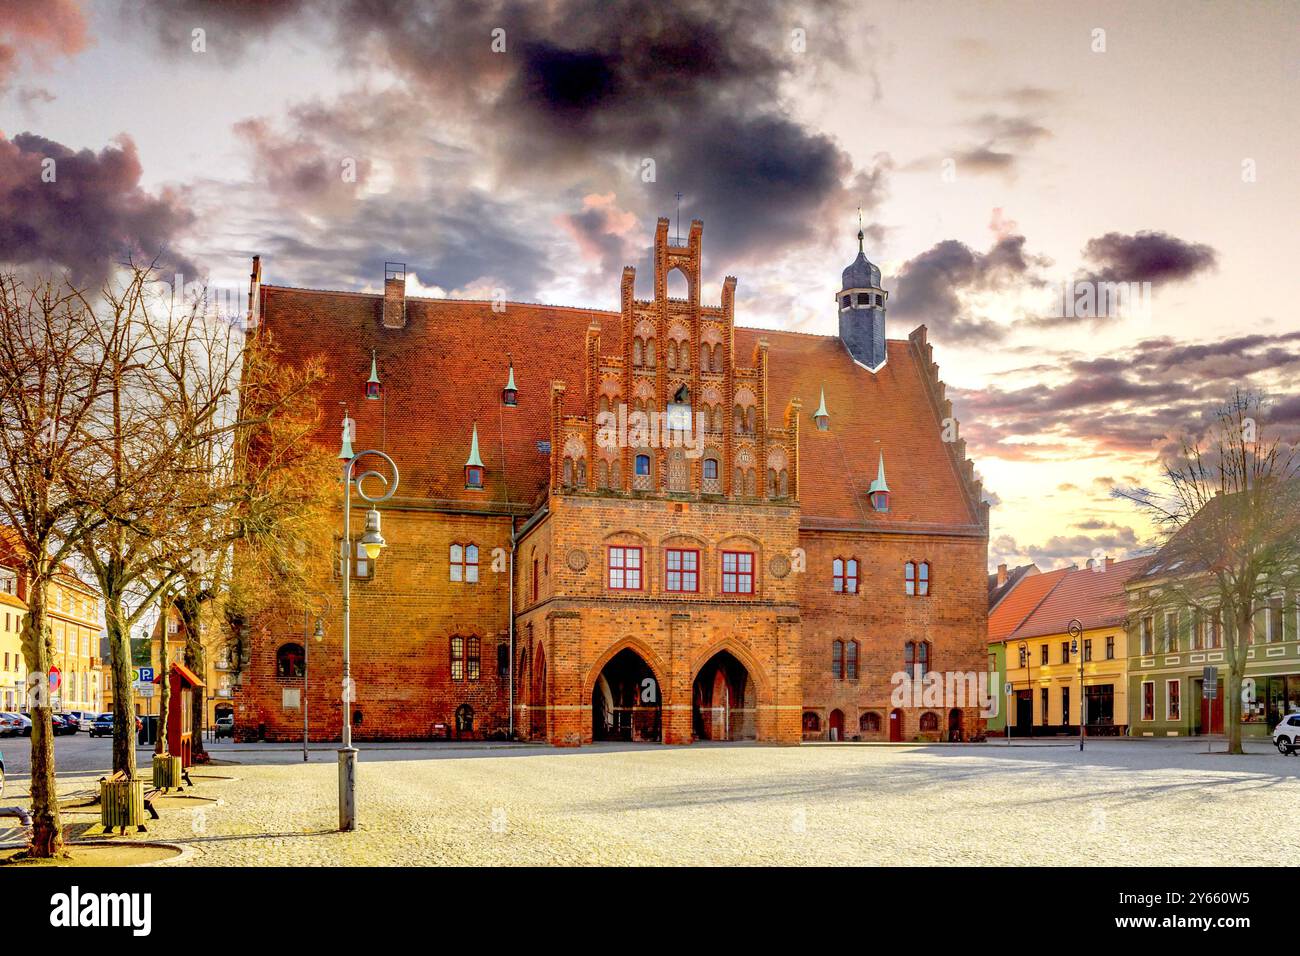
[592,648,661,742]
[948,708,963,741]
[531,644,547,741]
[692,650,755,741]
[829,708,845,741]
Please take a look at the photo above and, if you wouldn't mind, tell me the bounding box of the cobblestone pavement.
[13,739,1300,865]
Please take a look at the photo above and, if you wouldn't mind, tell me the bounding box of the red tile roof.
[1008,556,1151,641]
[259,284,983,529]
[987,567,1069,644]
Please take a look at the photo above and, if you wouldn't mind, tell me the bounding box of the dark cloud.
[1081,230,1217,285]
[890,234,1049,344]
[0,132,196,287]
[951,332,1300,463]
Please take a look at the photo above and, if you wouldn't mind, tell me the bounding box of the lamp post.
[1017,641,1029,740]
[302,593,331,763]
[1069,618,1084,752]
[337,438,398,832]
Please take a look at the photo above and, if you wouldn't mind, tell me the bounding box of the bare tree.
[0,273,121,857]
[1116,390,1300,753]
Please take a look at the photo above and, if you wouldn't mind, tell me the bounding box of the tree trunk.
[156,610,169,756]
[22,580,62,857]
[178,593,207,757]
[105,592,138,778]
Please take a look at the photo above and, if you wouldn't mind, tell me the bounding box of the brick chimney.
[382,261,406,329]
[996,563,1008,587]
[1105,556,1114,568]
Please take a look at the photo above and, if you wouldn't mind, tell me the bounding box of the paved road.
[7,738,1295,865]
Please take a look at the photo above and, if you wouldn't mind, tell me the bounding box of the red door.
[828,709,844,741]
[888,708,903,742]
[1200,681,1224,734]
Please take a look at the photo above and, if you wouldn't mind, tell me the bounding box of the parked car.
[0,714,24,738]
[51,713,78,735]
[89,712,142,738]
[0,750,5,799]
[1273,713,1300,754]
[11,713,31,737]
[65,710,94,733]
[214,715,235,739]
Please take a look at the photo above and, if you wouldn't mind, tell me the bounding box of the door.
[888,707,903,742]
[829,709,844,742]
[1015,691,1033,737]
[1200,680,1224,734]
[948,708,963,741]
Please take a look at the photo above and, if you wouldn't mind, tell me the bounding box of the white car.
[66,710,94,732]
[1273,713,1300,754]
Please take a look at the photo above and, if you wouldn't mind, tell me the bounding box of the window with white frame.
[1141,680,1155,721]
[1164,611,1178,653]
[1166,679,1181,721]
[608,546,642,591]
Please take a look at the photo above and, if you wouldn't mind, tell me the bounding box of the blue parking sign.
[139,666,155,683]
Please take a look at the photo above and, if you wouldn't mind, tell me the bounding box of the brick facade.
[234,220,988,746]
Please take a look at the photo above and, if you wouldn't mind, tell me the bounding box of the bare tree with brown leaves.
[1116,390,1300,753]
[0,273,120,858]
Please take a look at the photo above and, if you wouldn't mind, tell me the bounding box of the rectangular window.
[1083,638,1093,662]
[1062,686,1070,725]
[721,551,754,594]
[832,558,858,594]
[1141,680,1155,721]
[1164,611,1178,652]
[1040,644,1048,666]
[1140,616,1153,655]
[608,546,643,590]
[1267,595,1283,643]
[832,641,843,680]
[1166,679,1181,721]
[1061,641,1070,664]
[532,558,539,601]
[845,641,858,680]
[449,543,480,583]
[466,637,481,681]
[1040,687,1049,726]
[665,548,699,592]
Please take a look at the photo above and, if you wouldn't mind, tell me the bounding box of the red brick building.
[233,219,989,745]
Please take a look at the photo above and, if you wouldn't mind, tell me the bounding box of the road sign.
[138,683,155,698]
[48,665,61,692]
[1203,666,1219,698]
[139,666,155,684]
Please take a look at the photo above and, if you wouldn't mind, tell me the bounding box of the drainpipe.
[508,515,516,739]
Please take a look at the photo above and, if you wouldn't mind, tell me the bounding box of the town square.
[0,2,1296,935]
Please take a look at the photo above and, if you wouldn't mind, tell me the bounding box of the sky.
[1,0,1297,572]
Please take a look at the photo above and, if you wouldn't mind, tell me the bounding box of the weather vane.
[675,191,683,243]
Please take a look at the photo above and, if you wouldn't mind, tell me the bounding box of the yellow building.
[0,556,103,714]
[998,557,1147,736]
[0,561,26,712]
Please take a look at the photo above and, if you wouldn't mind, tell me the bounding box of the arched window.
[919,711,939,733]
[802,711,821,732]
[679,342,689,371]
[918,560,930,596]
[455,703,474,734]
[577,458,587,486]
[276,643,305,679]
[466,636,481,681]
[633,338,643,366]
[833,557,858,594]
[610,461,621,489]
[905,560,931,596]
[905,561,916,595]
[860,711,881,733]
[905,641,931,680]
[779,469,789,497]
[646,340,656,368]
[712,344,723,372]
[745,407,756,435]
[562,457,574,487]
[450,543,479,583]
[703,458,718,480]
[451,636,463,680]
[744,469,756,497]
[733,406,744,434]
[598,395,610,416]
[832,639,844,679]
[845,640,858,680]
[666,341,677,370]
[597,459,609,489]
[700,344,710,371]
[767,469,777,497]
[635,454,651,476]
[712,405,723,433]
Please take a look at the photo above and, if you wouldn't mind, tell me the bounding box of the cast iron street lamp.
[1069,618,1085,752]
[303,592,331,763]
[337,417,399,832]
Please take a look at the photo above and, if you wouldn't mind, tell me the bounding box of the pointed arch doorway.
[592,647,661,742]
[692,650,756,741]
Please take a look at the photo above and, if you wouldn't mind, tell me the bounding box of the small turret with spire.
[838,210,888,371]
[868,452,890,511]
[464,423,484,489]
[813,387,830,431]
